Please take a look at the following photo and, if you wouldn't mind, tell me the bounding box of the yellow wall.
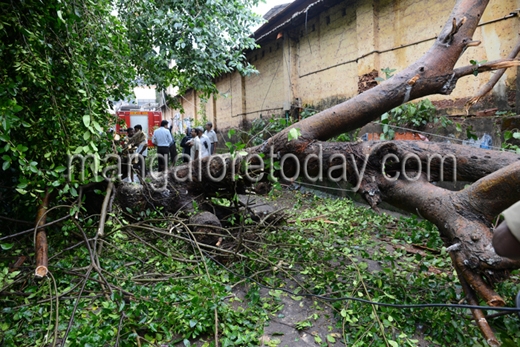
[180,0,520,131]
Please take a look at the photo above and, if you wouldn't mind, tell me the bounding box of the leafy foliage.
[379,99,452,140]
[116,0,262,97]
[0,0,131,209]
[0,0,262,216]
[501,130,520,154]
[2,192,520,346]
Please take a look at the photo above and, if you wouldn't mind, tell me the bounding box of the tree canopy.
[0,0,262,212]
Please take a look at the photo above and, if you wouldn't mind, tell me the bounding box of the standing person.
[187,128,201,160]
[152,120,173,172]
[180,127,192,162]
[169,133,177,166]
[197,127,211,158]
[132,124,148,175]
[121,127,135,180]
[204,122,218,155]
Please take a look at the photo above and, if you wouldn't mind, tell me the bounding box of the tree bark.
[35,191,50,278]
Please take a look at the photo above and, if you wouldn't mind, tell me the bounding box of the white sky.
[254,0,293,16]
[252,0,294,30]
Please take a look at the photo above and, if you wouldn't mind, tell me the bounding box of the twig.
[115,311,126,347]
[0,215,34,224]
[47,271,60,347]
[0,214,70,241]
[62,266,93,344]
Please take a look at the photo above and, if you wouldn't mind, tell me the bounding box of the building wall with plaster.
[176,0,520,133]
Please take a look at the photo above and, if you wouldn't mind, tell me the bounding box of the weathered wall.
[179,0,520,133]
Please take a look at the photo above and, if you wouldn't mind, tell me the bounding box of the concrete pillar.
[282,32,297,111]
[356,0,380,76]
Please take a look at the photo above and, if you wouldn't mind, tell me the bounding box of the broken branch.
[465,38,520,110]
[35,191,51,279]
[454,58,520,79]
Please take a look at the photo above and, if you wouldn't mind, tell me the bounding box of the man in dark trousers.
[180,127,192,162]
[152,120,173,172]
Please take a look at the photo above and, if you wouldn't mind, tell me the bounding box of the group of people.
[179,122,217,162]
[149,120,218,171]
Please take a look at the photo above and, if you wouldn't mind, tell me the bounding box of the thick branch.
[462,161,520,220]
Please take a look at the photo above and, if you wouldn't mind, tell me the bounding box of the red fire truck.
[116,111,163,146]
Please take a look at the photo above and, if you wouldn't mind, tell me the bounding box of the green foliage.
[2,193,520,346]
[470,59,487,76]
[238,193,520,346]
[116,0,262,97]
[375,67,397,82]
[0,0,263,216]
[287,128,301,142]
[245,115,295,146]
[244,108,352,145]
[379,99,451,140]
[0,0,131,208]
[502,130,520,154]
[0,209,267,346]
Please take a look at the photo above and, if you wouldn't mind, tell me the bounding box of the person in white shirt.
[187,128,201,160]
[197,127,211,158]
[204,122,218,155]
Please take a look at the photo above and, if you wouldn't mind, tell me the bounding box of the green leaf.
[83,115,91,128]
[57,10,65,23]
[513,132,520,140]
[1,243,14,250]
[287,128,301,142]
[0,134,8,142]
[2,161,9,170]
[388,340,399,347]
[326,334,336,343]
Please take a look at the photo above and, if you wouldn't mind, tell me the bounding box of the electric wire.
[204,249,520,314]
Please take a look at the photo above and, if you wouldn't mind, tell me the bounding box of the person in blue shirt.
[152,120,173,172]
